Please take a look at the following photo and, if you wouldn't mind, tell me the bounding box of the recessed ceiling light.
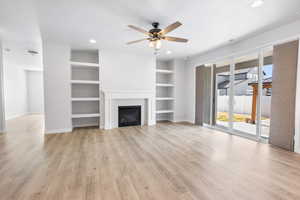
[251,0,264,8]
[166,50,172,55]
[89,39,97,44]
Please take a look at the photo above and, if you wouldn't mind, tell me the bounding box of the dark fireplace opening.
[118,106,141,127]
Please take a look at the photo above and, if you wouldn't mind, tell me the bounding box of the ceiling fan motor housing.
[149,22,161,37]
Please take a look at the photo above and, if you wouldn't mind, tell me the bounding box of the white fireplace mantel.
[103,90,156,129]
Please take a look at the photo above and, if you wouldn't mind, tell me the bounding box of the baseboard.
[174,121,195,125]
[45,128,73,134]
[6,112,28,120]
[295,147,300,154]
[27,112,44,115]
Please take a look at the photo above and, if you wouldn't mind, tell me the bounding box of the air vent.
[27,50,39,55]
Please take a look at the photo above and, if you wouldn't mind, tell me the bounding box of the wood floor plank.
[2,115,300,199]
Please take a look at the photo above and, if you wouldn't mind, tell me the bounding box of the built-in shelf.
[156,110,174,114]
[72,98,100,101]
[73,123,99,128]
[71,50,100,129]
[156,83,174,87]
[71,80,100,84]
[156,69,174,74]
[70,61,100,68]
[72,113,100,119]
[156,97,175,101]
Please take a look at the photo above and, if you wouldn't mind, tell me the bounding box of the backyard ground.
[216,112,270,137]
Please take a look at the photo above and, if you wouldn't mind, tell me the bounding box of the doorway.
[1,42,44,134]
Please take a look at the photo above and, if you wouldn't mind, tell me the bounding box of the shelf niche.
[71,50,100,129]
[156,60,175,122]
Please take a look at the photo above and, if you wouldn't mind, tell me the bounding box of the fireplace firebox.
[118,106,141,127]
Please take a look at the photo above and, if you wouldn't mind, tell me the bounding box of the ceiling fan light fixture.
[148,40,162,49]
[148,40,155,48]
[155,40,162,49]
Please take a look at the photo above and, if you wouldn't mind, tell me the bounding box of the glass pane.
[232,54,259,135]
[215,61,231,128]
[261,49,273,138]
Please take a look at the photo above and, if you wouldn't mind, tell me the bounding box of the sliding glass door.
[211,48,273,140]
[214,61,231,129]
[232,54,259,136]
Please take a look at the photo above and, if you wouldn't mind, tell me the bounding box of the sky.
[263,64,273,78]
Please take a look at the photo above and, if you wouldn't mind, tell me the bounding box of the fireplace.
[118,106,141,127]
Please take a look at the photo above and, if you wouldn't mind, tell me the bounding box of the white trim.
[24,68,43,72]
[209,65,214,125]
[72,97,99,101]
[73,123,99,128]
[156,97,175,101]
[172,119,190,123]
[156,110,174,114]
[256,51,264,139]
[5,113,28,120]
[0,42,6,132]
[156,69,174,74]
[228,60,234,130]
[71,80,100,84]
[45,128,72,134]
[294,39,300,153]
[70,61,99,68]
[156,83,175,87]
[72,113,100,118]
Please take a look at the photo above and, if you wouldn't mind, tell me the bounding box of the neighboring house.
[217,68,272,96]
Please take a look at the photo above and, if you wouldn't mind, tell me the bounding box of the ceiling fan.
[126,21,188,50]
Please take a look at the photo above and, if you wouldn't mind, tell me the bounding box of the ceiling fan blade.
[163,36,188,43]
[128,25,150,36]
[126,38,148,45]
[160,21,182,35]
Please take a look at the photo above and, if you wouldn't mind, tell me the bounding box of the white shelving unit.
[156,69,173,74]
[72,113,100,118]
[156,97,175,101]
[156,60,175,122]
[72,97,100,102]
[70,61,100,68]
[71,80,100,84]
[156,110,174,114]
[156,83,175,87]
[70,50,100,129]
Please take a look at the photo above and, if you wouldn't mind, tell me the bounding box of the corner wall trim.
[45,128,72,134]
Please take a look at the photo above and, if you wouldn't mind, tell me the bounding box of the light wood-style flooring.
[1,115,300,200]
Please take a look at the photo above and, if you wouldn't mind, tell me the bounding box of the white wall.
[2,42,43,119]
[185,19,300,124]
[100,50,156,91]
[43,42,71,134]
[0,42,6,132]
[174,59,187,122]
[26,71,44,114]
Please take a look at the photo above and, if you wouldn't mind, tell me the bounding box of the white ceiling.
[1,0,300,59]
